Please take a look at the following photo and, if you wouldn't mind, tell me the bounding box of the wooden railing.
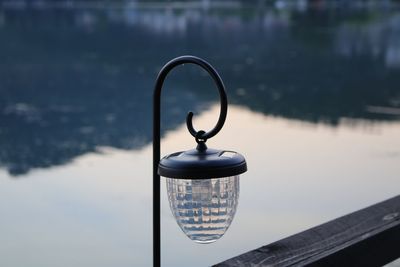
[215,195,400,267]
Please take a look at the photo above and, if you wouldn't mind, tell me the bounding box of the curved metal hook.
[154,55,228,141]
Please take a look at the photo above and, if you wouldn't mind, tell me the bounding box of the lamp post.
[153,55,247,267]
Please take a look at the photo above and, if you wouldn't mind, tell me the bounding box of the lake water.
[1,1,400,266]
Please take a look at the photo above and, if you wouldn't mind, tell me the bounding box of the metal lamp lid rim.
[158,147,247,179]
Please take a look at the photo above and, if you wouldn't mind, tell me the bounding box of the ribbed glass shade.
[166,176,239,243]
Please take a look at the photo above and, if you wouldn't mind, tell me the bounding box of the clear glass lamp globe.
[166,176,240,244]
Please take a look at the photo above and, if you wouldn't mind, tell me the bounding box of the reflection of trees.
[335,13,400,69]
[0,5,400,176]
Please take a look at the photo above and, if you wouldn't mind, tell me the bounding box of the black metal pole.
[153,55,228,267]
[153,83,161,267]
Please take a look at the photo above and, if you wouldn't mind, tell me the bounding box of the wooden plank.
[214,195,400,267]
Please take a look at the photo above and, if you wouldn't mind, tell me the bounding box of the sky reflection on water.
[0,2,400,266]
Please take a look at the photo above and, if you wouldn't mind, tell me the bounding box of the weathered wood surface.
[215,195,400,267]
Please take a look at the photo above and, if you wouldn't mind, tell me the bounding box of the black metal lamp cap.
[158,146,247,179]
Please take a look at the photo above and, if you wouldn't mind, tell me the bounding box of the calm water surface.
[0,2,400,266]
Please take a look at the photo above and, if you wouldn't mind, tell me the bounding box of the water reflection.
[334,13,400,68]
[1,104,398,267]
[0,2,399,178]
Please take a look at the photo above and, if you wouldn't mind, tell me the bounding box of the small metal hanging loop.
[195,130,207,144]
[154,55,228,142]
